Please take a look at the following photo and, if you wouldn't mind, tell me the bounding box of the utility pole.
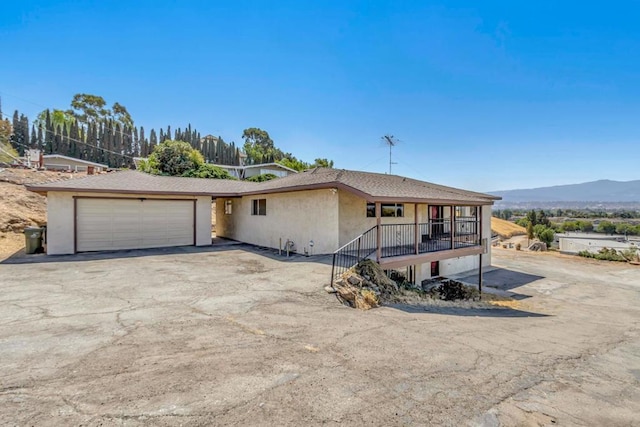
[382,134,398,174]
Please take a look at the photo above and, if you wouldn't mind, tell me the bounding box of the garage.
[75,198,195,252]
[25,170,244,255]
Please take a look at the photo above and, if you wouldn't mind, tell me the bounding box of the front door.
[430,206,444,236]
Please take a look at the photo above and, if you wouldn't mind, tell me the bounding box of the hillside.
[0,169,83,257]
[491,217,527,239]
[491,179,640,206]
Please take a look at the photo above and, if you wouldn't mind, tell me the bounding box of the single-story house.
[132,160,297,180]
[214,162,298,180]
[43,154,108,173]
[27,168,500,283]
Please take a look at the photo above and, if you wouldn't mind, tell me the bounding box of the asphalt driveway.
[1,245,639,426]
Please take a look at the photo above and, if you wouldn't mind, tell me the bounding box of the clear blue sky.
[1,1,639,191]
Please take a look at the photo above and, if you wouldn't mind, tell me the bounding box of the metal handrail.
[331,226,378,283]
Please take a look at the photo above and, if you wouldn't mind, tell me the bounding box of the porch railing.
[330,219,482,283]
[330,226,377,282]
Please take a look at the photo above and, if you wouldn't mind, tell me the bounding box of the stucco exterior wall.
[46,192,75,255]
[216,189,339,254]
[337,190,427,246]
[45,191,211,255]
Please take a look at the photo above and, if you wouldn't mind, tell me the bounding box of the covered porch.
[331,203,486,282]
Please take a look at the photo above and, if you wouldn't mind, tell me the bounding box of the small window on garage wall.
[251,199,266,216]
[224,199,233,214]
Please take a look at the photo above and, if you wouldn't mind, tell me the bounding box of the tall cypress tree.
[44,110,54,154]
[30,125,37,149]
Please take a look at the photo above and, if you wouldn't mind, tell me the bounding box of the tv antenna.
[382,134,399,174]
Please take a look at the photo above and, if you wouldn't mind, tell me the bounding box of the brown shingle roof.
[244,168,500,204]
[27,170,257,196]
[27,168,500,204]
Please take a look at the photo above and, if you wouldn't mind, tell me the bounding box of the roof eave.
[25,186,241,198]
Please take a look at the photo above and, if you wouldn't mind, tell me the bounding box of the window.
[455,206,477,217]
[224,199,232,215]
[251,199,266,216]
[366,203,376,218]
[366,203,404,217]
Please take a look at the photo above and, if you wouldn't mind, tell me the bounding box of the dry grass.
[491,217,527,239]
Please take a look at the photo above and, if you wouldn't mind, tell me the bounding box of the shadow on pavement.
[1,241,334,267]
[389,303,549,318]
[457,267,545,291]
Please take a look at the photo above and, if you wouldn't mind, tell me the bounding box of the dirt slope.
[0,168,84,257]
[491,216,527,238]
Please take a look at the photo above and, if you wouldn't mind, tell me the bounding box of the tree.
[35,109,75,132]
[242,127,275,164]
[533,224,548,241]
[536,210,550,227]
[526,222,534,244]
[312,158,334,168]
[69,93,109,123]
[182,163,235,179]
[577,220,593,232]
[538,228,555,247]
[112,102,133,127]
[246,173,278,182]
[143,140,203,176]
[615,223,633,236]
[526,210,538,227]
[596,221,616,235]
[0,118,11,148]
[278,157,309,171]
[0,139,18,163]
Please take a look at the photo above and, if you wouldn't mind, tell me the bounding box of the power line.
[0,110,136,161]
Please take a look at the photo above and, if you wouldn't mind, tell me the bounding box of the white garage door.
[76,198,195,252]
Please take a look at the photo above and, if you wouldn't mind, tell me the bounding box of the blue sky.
[1,1,639,191]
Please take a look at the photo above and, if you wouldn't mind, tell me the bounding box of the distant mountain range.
[491,179,640,208]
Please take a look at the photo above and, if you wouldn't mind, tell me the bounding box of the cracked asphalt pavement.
[0,245,639,426]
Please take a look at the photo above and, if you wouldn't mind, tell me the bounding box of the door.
[430,206,444,236]
[76,198,195,252]
[431,261,439,277]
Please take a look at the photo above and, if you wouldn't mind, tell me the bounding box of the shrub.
[578,247,626,262]
[430,280,480,301]
[246,173,278,182]
[181,163,235,179]
[515,243,521,251]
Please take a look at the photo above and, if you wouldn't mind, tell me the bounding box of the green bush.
[181,163,235,179]
[578,247,626,262]
[246,173,278,182]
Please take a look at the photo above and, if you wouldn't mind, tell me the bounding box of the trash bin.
[24,227,44,254]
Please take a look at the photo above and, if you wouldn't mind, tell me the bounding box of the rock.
[347,275,362,286]
[324,285,336,294]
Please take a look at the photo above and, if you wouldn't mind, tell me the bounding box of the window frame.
[251,198,267,216]
[224,199,233,215]
[366,202,405,218]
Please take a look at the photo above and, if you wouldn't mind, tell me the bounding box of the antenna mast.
[382,134,399,174]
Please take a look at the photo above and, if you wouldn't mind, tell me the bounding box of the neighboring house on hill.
[131,159,297,180]
[42,154,108,173]
[27,168,500,284]
[215,162,298,180]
